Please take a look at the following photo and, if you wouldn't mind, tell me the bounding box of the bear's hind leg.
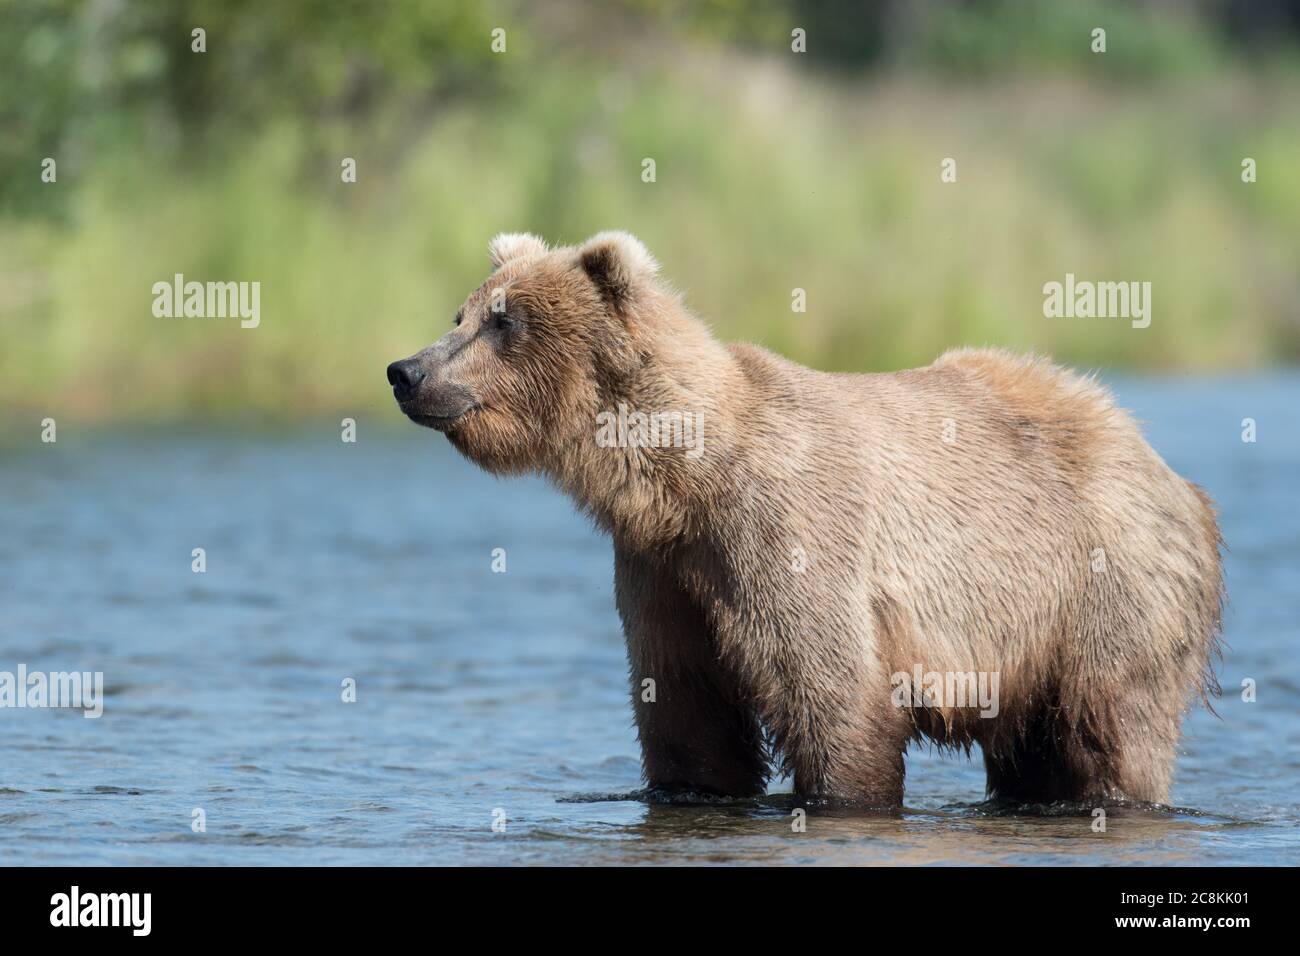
[983,699,1177,806]
[983,712,1112,805]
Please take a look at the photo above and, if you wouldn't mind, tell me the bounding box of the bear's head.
[386,231,661,475]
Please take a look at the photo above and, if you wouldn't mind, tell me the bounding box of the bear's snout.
[387,351,478,431]
[386,359,426,403]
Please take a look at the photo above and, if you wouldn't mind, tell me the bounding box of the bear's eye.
[492,311,515,332]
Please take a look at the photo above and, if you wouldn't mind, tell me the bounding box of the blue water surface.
[0,375,1296,865]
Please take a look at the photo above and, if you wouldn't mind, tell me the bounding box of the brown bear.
[387,231,1224,807]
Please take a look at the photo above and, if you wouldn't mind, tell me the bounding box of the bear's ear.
[578,231,659,307]
[488,233,548,270]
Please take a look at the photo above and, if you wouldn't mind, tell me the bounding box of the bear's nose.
[386,359,426,402]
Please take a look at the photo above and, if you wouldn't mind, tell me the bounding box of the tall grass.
[3,52,1299,422]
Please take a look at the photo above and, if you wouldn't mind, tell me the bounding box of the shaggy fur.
[389,231,1224,807]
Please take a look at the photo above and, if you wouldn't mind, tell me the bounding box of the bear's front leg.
[782,698,907,807]
[614,547,768,798]
[713,585,909,807]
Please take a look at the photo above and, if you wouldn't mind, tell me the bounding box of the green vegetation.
[3,1,1299,421]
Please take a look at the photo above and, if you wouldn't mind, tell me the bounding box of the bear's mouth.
[402,405,477,432]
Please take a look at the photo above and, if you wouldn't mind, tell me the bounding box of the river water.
[1,375,1296,864]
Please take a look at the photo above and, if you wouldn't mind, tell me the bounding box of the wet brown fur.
[396,231,1225,807]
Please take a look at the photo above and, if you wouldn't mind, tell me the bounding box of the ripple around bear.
[388,231,1224,807]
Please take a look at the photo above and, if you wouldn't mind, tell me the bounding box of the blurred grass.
[2,1,1300,422]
